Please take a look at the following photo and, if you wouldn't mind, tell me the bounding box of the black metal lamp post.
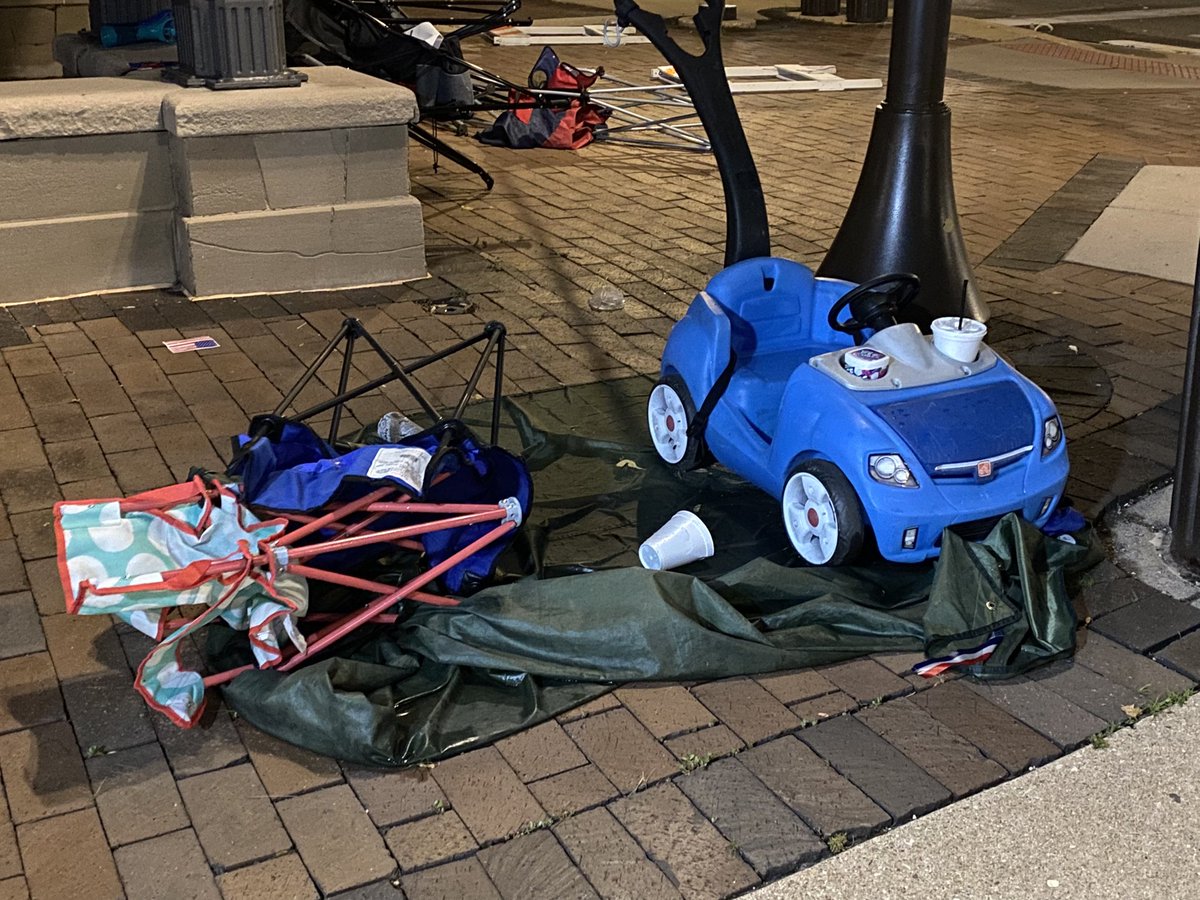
[1170,242,1200,571]
[818,0,985,327]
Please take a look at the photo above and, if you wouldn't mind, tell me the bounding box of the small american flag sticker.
[162,336,220,353]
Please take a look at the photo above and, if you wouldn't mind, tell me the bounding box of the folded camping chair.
[476,46,611,150]
[55,469,525,726]
[285,0,522,187]
[58,317,531,727]
[55,477,305,726]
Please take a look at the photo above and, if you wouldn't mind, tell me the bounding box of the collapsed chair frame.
[212,315,515,683]
[61,317,524,725]
[268,314,508,447]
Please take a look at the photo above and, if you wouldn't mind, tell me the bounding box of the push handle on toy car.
[613,0,770,266]
[827,272,921,343]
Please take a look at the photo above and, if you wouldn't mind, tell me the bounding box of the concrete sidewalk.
[750,693,1200,900]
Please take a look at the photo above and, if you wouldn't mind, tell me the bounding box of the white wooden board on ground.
[652,64,882,93]
[486,25,650,46]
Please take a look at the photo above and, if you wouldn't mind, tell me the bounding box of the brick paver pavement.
[0,19,1198,900]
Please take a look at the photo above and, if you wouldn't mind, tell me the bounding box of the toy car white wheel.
[782,461,865,566]
[647,376,708,470]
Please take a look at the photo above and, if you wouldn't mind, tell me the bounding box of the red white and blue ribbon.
[914,631,1002,678]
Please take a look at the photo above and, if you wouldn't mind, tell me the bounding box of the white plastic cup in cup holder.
[931,317,988,362]
[638,510,715,571]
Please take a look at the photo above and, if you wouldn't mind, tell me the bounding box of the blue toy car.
[647,257,1069,566]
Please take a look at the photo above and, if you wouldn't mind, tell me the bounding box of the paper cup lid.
[842,347,890,380]
[932,317,986,336]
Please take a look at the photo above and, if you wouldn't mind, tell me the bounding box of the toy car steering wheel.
[827,273,921,342]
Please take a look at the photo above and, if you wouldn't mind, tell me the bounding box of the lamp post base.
[817,104,986,328]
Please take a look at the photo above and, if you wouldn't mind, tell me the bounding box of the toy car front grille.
[931,444,1034,479]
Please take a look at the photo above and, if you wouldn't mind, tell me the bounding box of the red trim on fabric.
[119,480,203,510]
[53,502,82,615]
[159,560,220,590]
[247,623,285,663]
[55,495,147,614]
[247,634,283,658]
[131,546,257,727]
[147,608,170,642]
[246,569,302,612]
[84,576,171,597]
[133,641,206,729]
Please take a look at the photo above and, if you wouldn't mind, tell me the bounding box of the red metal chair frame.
[142,479,519,689]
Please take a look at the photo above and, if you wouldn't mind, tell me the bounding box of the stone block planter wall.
[0,66,426,304]
[0,0,89,79]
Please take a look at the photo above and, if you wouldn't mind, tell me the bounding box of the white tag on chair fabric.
[366,447,433,489]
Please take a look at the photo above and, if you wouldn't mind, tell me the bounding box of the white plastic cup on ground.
[931,317,988,362]
[589,285,626,311]
[639,510,715,571]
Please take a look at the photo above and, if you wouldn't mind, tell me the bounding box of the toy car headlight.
[1042,416,1063,455]
[869,454,918,488]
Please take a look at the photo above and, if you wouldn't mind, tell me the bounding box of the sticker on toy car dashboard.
[366,447,432,488]
[842,347,890,380]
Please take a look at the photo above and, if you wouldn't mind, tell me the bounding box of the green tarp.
[210,378,1097,767]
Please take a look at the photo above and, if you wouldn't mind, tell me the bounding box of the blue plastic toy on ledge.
[99,9,175,48]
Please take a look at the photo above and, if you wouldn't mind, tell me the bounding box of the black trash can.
[800,0,839,15]
[846,0,887,22]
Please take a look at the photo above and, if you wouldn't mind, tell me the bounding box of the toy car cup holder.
[639,510,715,571]
[931,317,988,363]
[841,347,890,380]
